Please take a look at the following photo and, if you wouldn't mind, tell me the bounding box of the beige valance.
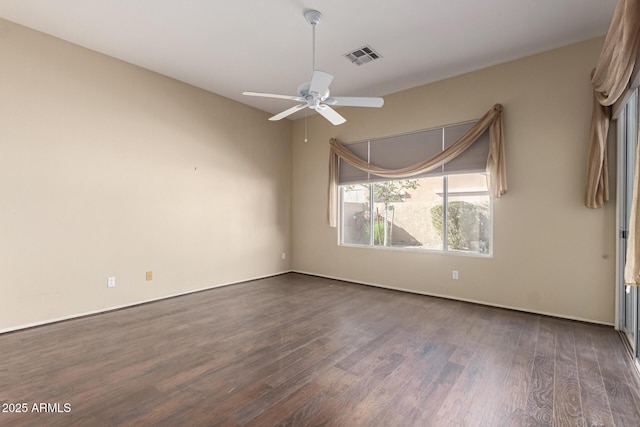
[585,0,640,208]
[327,104,506,227]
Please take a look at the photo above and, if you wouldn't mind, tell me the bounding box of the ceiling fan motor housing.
[297,82,329,109]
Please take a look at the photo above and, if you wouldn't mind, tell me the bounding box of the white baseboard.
[0,270,293,334]
[292,270,614,327]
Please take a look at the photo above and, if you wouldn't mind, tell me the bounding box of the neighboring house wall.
[291,37,616,324]
[0,19,292,332]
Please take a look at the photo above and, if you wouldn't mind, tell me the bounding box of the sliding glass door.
[618,88,639,357]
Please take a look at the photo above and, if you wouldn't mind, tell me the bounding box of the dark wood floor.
[1,273,640,426]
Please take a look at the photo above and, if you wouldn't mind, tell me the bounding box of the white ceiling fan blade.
[325,96,384,108]
[317,105,346,125]
[308,71,334,96]
[243,91,305,102]
[269,104,307,121]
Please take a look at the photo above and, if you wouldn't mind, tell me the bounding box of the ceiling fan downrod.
[305,10,322,73]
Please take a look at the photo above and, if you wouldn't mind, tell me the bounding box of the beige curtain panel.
[585,0,640,209]
[625,101,640,285]
[327,104,506,227]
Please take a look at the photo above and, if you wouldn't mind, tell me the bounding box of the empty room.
[2,0,640,426]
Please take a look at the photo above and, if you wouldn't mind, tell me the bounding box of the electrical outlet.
[146,271,153,281]
[452,270,459,280]
[107,277,116,288]
[281,252,286,260]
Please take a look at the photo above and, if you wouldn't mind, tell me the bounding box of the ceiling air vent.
[344,45,382,66]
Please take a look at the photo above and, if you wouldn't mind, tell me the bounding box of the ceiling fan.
[242,10,384,126]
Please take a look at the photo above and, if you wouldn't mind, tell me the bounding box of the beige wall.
[0,19,616,330]
[291,37,617,324]
[0,19,292,332]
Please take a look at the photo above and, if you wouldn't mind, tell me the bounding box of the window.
[339,122,492,255]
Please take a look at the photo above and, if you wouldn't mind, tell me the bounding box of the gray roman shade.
[338,141,369,184]
[338,122,490,186]
[444,123,490,175]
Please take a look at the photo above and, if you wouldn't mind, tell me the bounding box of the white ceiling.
[0,0,616,120]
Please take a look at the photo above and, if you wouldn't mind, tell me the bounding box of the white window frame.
[337,119,493,257]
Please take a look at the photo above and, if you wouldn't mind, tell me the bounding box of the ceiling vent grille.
[344,45,382,66]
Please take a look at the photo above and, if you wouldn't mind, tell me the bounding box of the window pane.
[341,184,370,245]
[446,174,491,254]
[372,177,443,249]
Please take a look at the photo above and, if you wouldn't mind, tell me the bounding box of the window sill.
[338,243,493,258]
